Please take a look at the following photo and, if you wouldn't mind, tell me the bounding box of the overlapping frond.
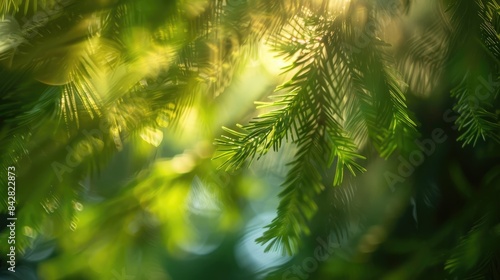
[451,76,500,146]
[0,0,57,16]
[5,0,497,273]
[396,1,451,97]
[345,35,419,156]
[445,214,500,279]
[215,5,418,253]
[0,0,269,252]
[446,0,500,146]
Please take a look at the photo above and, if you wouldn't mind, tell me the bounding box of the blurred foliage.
[0,0,499,279]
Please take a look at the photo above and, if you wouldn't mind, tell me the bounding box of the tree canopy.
[0,0,499,279]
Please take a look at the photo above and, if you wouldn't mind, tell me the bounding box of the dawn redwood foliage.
[0,0,499,279]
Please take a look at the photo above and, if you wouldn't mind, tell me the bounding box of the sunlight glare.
[312,0,351,14]
[171,153,196,174]
[259,43,290,75]
[140,126,164,147]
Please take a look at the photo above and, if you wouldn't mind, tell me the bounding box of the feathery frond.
[215,6,418,253]
[446,0,500,146]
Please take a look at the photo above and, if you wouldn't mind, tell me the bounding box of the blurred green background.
[1,0,499,279]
